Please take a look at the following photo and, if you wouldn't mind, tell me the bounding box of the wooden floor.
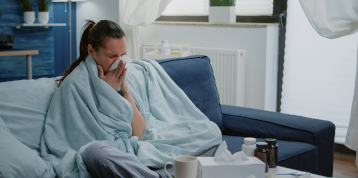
[333,154,358,178]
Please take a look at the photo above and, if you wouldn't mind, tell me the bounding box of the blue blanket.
[40,56,222,177]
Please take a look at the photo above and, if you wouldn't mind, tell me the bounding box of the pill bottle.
[160,40,171,55]
[242,137,256,157]
[255,142,269,172]
[265,138,278,168]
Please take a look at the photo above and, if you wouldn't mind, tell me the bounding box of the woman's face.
[88,37,126,74]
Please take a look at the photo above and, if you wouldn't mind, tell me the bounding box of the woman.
[58,20,145,140]
[56,19,160,178]
[42,19,221,178]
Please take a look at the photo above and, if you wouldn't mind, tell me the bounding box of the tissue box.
[197,157,265,178]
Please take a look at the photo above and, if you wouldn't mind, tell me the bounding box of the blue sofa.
[0,54,335,177]
[157,55,335,177]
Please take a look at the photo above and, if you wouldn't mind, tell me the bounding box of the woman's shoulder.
[60,61,90,87]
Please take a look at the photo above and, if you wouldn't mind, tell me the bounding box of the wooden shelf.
[0,49,39,56]
[12,23,67,29]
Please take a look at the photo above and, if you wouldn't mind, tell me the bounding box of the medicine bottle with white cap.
[241,137,256,157]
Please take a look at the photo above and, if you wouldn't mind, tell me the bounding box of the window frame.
[276,0,287,112]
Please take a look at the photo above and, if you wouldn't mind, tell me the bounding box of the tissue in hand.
[108,55,133,91]
[109,55,133,71]
[214,140,249,162]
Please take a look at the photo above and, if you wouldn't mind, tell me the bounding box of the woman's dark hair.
[57,19,126,86]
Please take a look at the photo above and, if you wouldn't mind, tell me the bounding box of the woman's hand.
[98,60,129,92]
[99,60,145,138]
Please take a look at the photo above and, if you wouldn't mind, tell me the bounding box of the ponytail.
[56,20,96,86]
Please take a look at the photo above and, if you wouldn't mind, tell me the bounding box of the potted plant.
[209,0,236,23]
[38,0,49,24]
[19,0,35,24]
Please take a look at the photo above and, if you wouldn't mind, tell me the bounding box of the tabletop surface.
[0,48,39,56]
[265,166,328,178]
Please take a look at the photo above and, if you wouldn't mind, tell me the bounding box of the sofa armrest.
[221,105,335,145]
[221,105,335,176]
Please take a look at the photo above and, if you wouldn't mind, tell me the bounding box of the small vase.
[24,11,35,24]
[38,12,49,24]
[209,6,236,23]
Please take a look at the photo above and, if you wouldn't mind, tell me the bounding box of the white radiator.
[190,47,246,107]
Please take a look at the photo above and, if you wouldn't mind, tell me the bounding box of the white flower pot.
[24,11,35,24]
[38,12,49,24]
[209,6,236,23]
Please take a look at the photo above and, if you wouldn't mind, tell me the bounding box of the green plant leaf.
[209,0,235,6]
[38,0,49,12]
[19,0,32,11]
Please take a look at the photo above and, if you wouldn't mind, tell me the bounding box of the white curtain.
[299,0,358,39]
[123,0,173,59]
[299,0,358,166]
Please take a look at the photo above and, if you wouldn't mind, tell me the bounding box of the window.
[162,0,209,16]
[162,0,273,16]
[281,0,358,144]
[158,0,280,23]
[236,0,273,16]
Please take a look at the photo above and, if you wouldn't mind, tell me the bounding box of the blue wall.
[53,1,77,77]
[0,0,76,82]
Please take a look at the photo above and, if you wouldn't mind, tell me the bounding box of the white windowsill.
[153,21,279,27]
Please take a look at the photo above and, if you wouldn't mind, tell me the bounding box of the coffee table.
[265,166,329,178]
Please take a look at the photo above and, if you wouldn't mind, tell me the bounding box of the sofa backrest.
[158,55,223,131]
[0,78,59,153]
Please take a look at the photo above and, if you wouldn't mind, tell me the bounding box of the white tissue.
[214,141,249,162]
[109,55,132,71]
[108,55,133,91]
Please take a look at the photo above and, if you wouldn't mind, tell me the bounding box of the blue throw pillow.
[158,55,223,131]
[0,118,55,178]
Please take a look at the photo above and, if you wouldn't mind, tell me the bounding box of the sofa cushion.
[0,77,59,153]
[222,135,318,173]
[157,55,223,131]
[0,117,55,178]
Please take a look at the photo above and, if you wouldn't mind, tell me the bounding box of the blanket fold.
[40,56,222,177]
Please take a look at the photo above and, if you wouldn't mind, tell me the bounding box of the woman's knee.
[82,140,119,162]
[82,140,159,178]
